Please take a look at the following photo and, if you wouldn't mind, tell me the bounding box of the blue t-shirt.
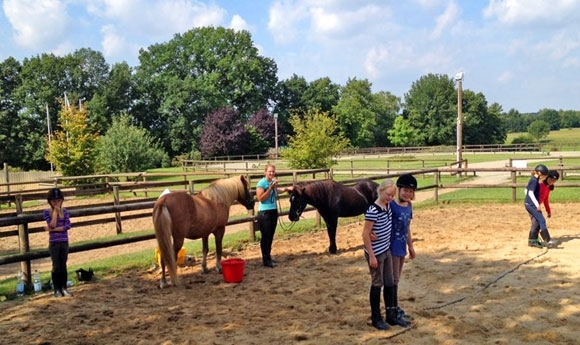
[257,177,278,211]
[390,200,412,257]
[364,203,392,256]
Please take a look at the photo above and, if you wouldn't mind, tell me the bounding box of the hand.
[369,255,378,269]
[547,213,551,218]
[370,231,378,241]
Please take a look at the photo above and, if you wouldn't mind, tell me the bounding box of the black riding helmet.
[547,170,560,180]
[47,188,64,202]
[534,164,549,175]
[396,174,418,190]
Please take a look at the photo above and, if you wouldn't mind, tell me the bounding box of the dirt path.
[2,202,579,344]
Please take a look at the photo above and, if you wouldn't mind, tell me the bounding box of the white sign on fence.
[512,160,527,168]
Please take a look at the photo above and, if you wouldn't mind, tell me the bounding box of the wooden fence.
[3,163,580,292]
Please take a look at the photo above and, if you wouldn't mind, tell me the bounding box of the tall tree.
[372,91,400,147]
[87,61,135,134]
[462,91,506,145]
[333,78,376,148]
[403,74,456,146]
[537,108,561,130]
[45,101,99,177]
[134,27,278,158]
[0,57,26,167]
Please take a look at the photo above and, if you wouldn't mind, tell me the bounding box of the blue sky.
[1,0,579,113]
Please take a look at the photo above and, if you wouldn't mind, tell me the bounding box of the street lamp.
[274,113,279,159]
[454,72,464,176]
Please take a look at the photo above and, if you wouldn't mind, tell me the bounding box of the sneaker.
[61,289,73,297]
[54,290,63,298]
[528,240,544,248]
[546,240,558,248]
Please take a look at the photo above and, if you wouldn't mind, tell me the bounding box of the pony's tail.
[153,202,180,287]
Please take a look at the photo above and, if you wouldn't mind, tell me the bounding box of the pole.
[456,77,463,176]
[274,113,279,159]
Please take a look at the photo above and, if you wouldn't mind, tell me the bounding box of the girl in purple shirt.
[43,188,72,297]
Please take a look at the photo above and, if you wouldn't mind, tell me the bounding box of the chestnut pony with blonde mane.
[153,175,255,288]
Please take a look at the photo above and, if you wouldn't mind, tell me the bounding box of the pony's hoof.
[328,246,338,255]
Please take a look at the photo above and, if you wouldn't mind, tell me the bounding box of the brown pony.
[152,175,255,288]
[288,179,378,254]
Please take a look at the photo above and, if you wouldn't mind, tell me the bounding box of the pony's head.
[288,187,307,221]
[238,175,256,210]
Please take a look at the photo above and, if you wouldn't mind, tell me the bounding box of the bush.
[510,134,534,144]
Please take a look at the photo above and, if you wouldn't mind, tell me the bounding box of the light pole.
[274,113,279,159]
[455,72,464,176]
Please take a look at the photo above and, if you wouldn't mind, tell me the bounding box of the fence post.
[16,194,32,292]
[113,186,123,234]
[3,162,10,197]
[511,171,517,202]
[433,172,439,202]
[188,180,195,195]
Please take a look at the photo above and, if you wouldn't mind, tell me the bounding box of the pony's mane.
[298,179,338,198]
[201,176,246,206]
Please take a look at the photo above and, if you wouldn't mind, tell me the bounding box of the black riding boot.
[394,285,411,320]
[52,272,62,297]
[370,286,389,330]
[528,229,543,248]
[540,229,556,247]
[385,286,409,327]
[60,271,72,297]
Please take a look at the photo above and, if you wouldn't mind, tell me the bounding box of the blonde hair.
[377,179,395,193]
[264,163,276,172]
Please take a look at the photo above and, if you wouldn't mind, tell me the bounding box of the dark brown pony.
[153,175,255,288]
[288,179,378,254]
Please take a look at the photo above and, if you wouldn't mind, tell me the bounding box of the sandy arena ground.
[1,201,579,345]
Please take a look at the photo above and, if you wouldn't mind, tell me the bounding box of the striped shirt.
[364,203,392,256]
[43,208,71,243]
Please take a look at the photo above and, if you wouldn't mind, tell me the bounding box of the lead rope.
[276,191,297,231]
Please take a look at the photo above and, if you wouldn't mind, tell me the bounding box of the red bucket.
[221,258,245,283]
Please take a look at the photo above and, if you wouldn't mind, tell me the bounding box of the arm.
[362,220,378,268]
[407,226,415,259]
[544,190,552,217]
[255,179,276,203]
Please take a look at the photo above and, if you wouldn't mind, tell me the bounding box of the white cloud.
[483,0,580,27]
[89,0,226,39]
[268,1,306,44]
[430,1,459,39]
[230,14,251,32]
[3,0,69,50]
[101,24,140,62]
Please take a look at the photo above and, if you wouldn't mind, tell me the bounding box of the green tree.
[333,78,376,147]
[403,74,456,146]
[462,91,506,145]
[527,120,550,142]
[560,110,580,129]
[388,116,418,147]
[46,101,99,177]
[283,110,349,169]
[0,57,27,168]
[87,61,135,134]
[537,108,561,130]
[95,115,168,174]
[502,108,529,133]
[372,91,400,147]
[134,26,278,158]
